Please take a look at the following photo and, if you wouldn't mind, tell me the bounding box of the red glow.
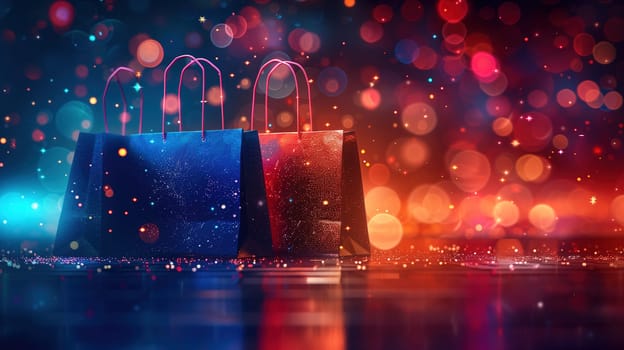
[413,46,438,70]
[226,15,248,38]
[49,1,75,31]
[373,4,394,24]
[360,21,383,44]
[360,88,381,110]
[32,129,45,142]
[138,223,160,244]
[437,0,468,23]
[240,6,261,29]
[471,52,499,82]
[573,33,595,56]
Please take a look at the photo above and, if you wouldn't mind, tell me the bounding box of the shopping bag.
[250,59,370,257]
[54,66,143,256]
[55,55,272,258]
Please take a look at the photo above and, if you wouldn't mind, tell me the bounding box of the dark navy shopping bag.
[54,55,272,258]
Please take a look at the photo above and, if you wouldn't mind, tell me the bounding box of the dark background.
[0,0,623,251]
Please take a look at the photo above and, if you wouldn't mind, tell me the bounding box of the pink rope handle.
[268,60,313,132]
[102,67,144,135]
[178,57,225,140]
[250,59,314,138]
[162,54,200,140]
[264,61,301,138]
[176,59,206,139]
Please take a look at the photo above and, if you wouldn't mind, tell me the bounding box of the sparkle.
[590,196,597,205]
[199,16,206,23]
[133,82,142,92]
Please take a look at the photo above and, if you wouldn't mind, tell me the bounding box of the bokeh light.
[401,102,437,135]
[529,204,557,232]
[367,213,403,250]
[515,154,551,183]
[372,4,393,24]
[49,1,75,31]
[360,20,383,44]
[162,93,179,115]
[528,90,548,109]
[592,41,616,65]
[276,111,294,128]
[437,0,468,23]
[226,15,248,39]
[471,51,499,82]
[136,38,164,68]
[449,150,491,193]
[604,91,623,111]
[359,88,381,110]
[365,186,401,217]
[492,117,513,137]
[573,32,595,56]
[612,195,624,227]
[386,137,430,172]
[55,101,94,141]
[299,31,321,54]
[394,39,419,64]
[556,88,577,108]
[413,46,438,70]
[317,67,348,97]
[442,22,467,45]
[552,134,569,150]
[210,23,234,48]
[577,80,601,103]
[408,184,452,224]
[138,223,160,244]
[493,200,520,227]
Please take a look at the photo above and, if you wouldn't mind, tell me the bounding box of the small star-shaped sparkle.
[199,16,206,23]
[133,82,142,92]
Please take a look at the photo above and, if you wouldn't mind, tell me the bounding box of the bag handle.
[178,57,225,140]
[250,59,314,139]
[102,66,144,135]
[161,54,204,141]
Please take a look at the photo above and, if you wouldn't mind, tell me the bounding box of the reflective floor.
[2,253,624,350]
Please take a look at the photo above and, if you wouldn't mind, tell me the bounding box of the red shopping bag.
[250,59,370,257]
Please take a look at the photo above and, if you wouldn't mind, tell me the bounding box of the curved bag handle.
[161,54,204,141]
[102,66,144,135]
[250,59,314,139]
[178,57,225,140]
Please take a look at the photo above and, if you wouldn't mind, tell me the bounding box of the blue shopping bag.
[54,56,272,257]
